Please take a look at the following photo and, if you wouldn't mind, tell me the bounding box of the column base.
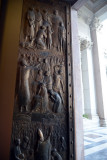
[99,118,107,127]
[83,115,100,130]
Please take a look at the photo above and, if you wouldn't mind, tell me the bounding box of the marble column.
[90,16,107,126]
[71,8,84,160]
[80,37,99,126]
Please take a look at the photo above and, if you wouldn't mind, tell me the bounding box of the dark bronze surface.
[37,0,78,5]
[10,0,74,159]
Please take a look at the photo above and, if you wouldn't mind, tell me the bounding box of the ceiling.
[85,0,107,13]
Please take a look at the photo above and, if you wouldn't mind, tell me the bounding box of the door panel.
[10,0,74,160]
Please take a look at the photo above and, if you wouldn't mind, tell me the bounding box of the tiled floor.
[84,127,107,160]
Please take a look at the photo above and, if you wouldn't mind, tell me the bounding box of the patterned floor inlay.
[85,134,102,139]
[84,127,107,160]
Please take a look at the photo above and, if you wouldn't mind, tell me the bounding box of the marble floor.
[84,127,107,160]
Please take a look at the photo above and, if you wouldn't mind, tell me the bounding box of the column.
[80,37,99,126]
[90,16,107,126]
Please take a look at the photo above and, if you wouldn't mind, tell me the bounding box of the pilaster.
[71,8,84,160]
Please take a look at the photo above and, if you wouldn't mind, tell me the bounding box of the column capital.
[90,16,103,31]
[79,36,93,51]
[104,49,107,57]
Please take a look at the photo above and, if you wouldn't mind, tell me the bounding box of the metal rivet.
[71,128,73,131]
[71,154,73,158]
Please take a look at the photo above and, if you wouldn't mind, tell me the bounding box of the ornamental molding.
[90,16,103,31]
[77,10,82,19]
[79,36,93,51]
[104,49,107,58]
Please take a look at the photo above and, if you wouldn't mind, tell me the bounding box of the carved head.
[37,57,42,63]
[43,10,48,20]
[44,58,48,63]
[38,129,44,141]
[54,10,58,15]
[59,22,63,27]
[24,136,29,143]
[49,89,53,95]
[38,69,43,75]
[45,70,50,76]
[61,136,65,142]
[40,82,46,88]
[15,139,21,146]
[41,25,46,30]
[36,8,40,12]
[29,7,35,11]
[51,148,57,155]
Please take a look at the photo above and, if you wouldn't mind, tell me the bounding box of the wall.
[0,0,23,159]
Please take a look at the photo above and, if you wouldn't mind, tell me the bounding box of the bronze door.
[10,0,74,159]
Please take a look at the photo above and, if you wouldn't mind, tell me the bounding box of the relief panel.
[10,0,74,160]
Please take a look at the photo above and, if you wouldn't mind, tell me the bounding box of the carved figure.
[51,10,64,50]
[14,139,24,160]
[18,54,30,112]
[50,57,54,74]
[42,58,50,73]
[58,22,66,52]
[47,26,53,49]
[36,25,47,50]
[37,83,49,113]
[43,10,51,27]
[49,90,62,113]
[44,71,53,91]
[36,69,44,84]
[35,9,42,36]
[28,150,34,160]
[34,57,42,70]
[53,69,64,104]
[29,55,35,66]
[25,8,35,46]
[60,137,66,151]
[35,128,52,160]
[51,149,62,160]
[21,136,30,159]
[33,62,43,95]
[59,60,65,76]
[21,136,30,150]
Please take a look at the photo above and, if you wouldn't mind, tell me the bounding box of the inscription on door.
[10,0,74,160]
